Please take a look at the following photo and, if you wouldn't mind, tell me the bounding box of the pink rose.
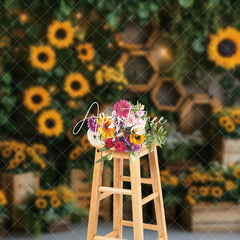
[136,110,144,117]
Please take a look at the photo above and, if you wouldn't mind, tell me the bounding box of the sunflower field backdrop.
[1,0,240,236]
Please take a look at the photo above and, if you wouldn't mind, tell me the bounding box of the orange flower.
[97,117,115,139]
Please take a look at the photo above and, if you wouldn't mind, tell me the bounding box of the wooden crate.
[71,168,112,220]
[179,94,222,136]
[115,19,158,49]
[0,172,40,229]
[116,50,158,92]
[151,77,186,112]
[45,216,71,233]
[212,137,240,165]
[181,202,240,232]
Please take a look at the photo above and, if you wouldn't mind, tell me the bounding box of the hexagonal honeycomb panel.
[117,50,158,92]
[115,19,159,49]
[179,93,222,136]
[151,78,186,112]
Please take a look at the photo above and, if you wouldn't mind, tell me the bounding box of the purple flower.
[88,116,98,132]
[125,135,131,146]
[124,145,130,152]
[132,144,141,153]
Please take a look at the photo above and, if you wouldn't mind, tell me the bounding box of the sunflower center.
[135,135,140,140]
[38,53,48,63]
[81,48,87,55]
[55,28,67,40]
[71,81,81,90]
[45,118,56,129]
[32,94,42,104]
[218,39,236,57]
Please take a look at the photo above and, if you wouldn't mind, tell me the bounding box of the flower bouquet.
[87,100,167,162]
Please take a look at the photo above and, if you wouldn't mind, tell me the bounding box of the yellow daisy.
[76,43,95,62]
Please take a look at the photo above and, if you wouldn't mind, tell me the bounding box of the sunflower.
[186,195,196,205]
[15,151,26,162]
[29,45,56,71]
[50,196,62,208]
[219,116,230,127]
[225,121,236,133]
[208,27,240,70]
[8,159,19,169]
[64,73,90,98]
[69,147,83,160]
[23,86,51,113]
[35,198,47,209]
[0,191,7,206]
[37,109,63,137]
[97,116,115,139]
[129,132,146,146]
[33,143,48,155]
[47,20,74,49]
[199,187,209,197]
[233,168,240,179]
[80,134,93,152]
[189,186,198,196]
[232,110,240,125]
[211,186,223,198]
[26,147,37,156]
[1,147,12,158]
[76,43,95,62]
[95,70,104,86]
[63,192,74,203]
[225,180,236,191]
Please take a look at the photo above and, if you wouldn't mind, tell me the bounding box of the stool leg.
[149,147,168,240]
[87,150,104,240]
[113,158,123,238]
[130,156,144,240]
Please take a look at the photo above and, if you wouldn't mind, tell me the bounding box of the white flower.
[87,129,103,146]
[131,123,146,135]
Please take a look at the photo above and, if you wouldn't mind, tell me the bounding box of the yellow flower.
[37,109,64,137]
[33,143,48,155]
[211,186,223,198]
[80,134,93,152]
[199,187,209,197]
[76,43,95,62]
[189,186,198,196]
[1,147,12,158]
[225,180,236,191]
[35,198,48,209]
[0,191,7,206]
[50,196,62,208]
[219,116,230,127]
[208,27,240,70]
[95,70,104,86]
[64,72,90,98]
[29,45,56,71]
[63,192,75,203]
[232,110,240,125]
[186,195,196,205]
[69,147,83,160]
[225,121,236,133]
[233,168,240,179]
[15,151,26,162]
[47,20,74,49]
[23,86,51,113]
[129,132,146,145]
[8,159,19,169]
[97,117,115,139]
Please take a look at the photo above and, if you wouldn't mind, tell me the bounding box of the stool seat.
[87,145,168,240]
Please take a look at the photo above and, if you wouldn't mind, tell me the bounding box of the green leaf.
[54,67,64,78]
[192,38,205,53]
[99,146,110,152]
[178,0,194,8]
[107,12,120,29]
[1,73,12,85]
[96,153,112,163]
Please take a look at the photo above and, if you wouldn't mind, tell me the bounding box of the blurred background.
[0,0,240,239]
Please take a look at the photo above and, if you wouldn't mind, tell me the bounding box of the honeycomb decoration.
[150,77,186,112]
[115,19,159,49]
[116,50,158,92]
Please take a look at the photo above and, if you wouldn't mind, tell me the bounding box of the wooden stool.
[87,145,168,240]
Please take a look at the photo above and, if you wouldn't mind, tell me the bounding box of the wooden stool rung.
[142,192,158,206]
[99,192,112,200]
[121,220,158,231]
[99,186,132,195]
[105,230,118,237]
[94,236,126,240]
[120,176,152,184]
